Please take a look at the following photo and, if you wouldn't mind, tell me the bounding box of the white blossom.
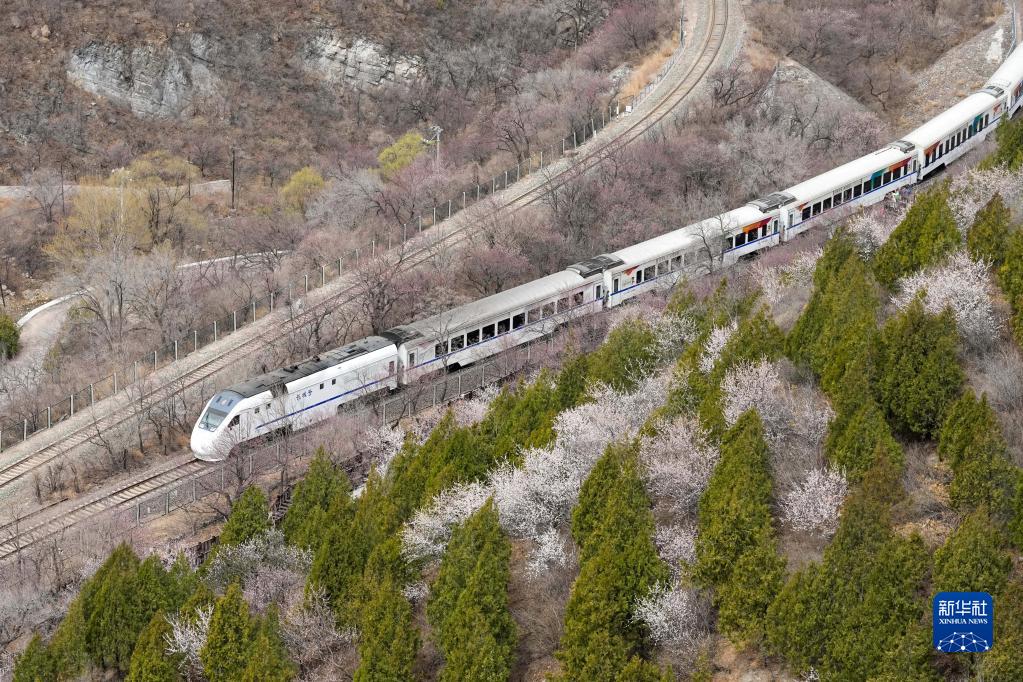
[640,417,718,515]
[525,528,569,578]
[721,360,781,426]
[280,587,355,668]
[782,467,848,535]
[633,581,711,650]
[243,566,306,614]
[166,604,213,676]
[893,251,1000,350]
[652,313,700,362]
[452,384,500,427]
[949,166,1023,232]
[359,424,407,476]
[700,321,737,373]
[750,249,823,304]
[846,211,901,258]
[204,529,312,593]
[402,581,430,604]
[401,481,491,561]
[654,524,697,575]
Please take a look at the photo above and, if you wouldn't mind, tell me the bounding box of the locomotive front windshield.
[198,391,243,431]
[199,407,229,430]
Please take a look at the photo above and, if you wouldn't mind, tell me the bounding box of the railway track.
[0,0,734,557]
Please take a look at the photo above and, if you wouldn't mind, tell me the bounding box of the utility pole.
[422,126,443,171]
[230,147,237,210]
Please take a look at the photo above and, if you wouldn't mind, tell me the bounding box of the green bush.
[127,611,183,682]
[978,576,1023,679]
[0,312,19,360]
[967,193,1012,266]
[280,448,352,549]
[873,184,961,289]
[872,297,963,439]
[219,487,270,547]
[352,576,419,682]
[938,390,1017,514]
[981,115,1023,171]
[201,583,256,682]
[932,507,1012,596]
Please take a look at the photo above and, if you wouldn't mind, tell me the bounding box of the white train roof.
[986,44,1023,91]
[900,92,998,149]
[386,270,591,342]
[781,145,911,205]
[609,205,767,268]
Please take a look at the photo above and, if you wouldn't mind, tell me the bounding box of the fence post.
[338,258,342,276]
[403,223,407,242]
[174,340,178,361]
[269,293,274,312]
[320,265,325,287]
[195,329,199,351]
[433,206,437,224]
[448,199,452,217]
[47,406,51,428]
[476,184,481,201]
[463,191,466,208]
[133,361,138,384]
[574,130,577,148]
[563,138,566,154]
[481,363,485,387]
[154,350,158,372]
[70,394,74,416]
[23,419,27,440]
[492,177,496,193]
[505,169,508,187]
[540,150,543,168]
[234,310,238,331]
[214,320,218,342]
[304,274,309,294]
[114,371,118,394]
[372,238,376,257]
[90,383,94,406]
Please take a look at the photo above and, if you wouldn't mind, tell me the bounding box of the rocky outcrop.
[67,34,221,119]
[302,31,420,89]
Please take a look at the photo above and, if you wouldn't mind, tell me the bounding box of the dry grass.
[621,36,678,100]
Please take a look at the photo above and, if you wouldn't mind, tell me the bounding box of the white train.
[191,47,1023,460]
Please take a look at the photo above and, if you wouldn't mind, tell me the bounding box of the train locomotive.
[191,45,1023,460]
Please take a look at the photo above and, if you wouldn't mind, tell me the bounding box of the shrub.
[872,297,963,439]
[280,166,324,217]
[0,312,19,359]
[932,507,1012,596]
[873,184,961,289]
[219,487,271,548]
[378,132,426,179]
[967,193,1012,266]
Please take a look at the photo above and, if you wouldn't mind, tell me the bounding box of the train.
[190,44,1023,460]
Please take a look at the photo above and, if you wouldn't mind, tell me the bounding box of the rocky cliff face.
[66,34,221,119]
[302,31,420,89]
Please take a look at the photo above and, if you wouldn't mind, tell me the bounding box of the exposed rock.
[302,31,420,89]
[66,35,222,119]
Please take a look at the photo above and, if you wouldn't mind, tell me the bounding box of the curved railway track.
[0,0,734,559]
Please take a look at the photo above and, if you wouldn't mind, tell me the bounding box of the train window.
[332,378,336,385]
[823,197,832,210]
[635,269,645,284]
[513,313,526,329]
[528,307,541,323]
[542,302,556,317]
[812,202,822,216]
[872,176,882,190]
[613,278,620,293]
[572,291,584,306]
[451,335,465,351]
[657,260,669,275]
[255,406,260,414]
[883,171,892,184]
[725,235,735,249]
[801,207,811,221]
[761,224,769,238]
[228,415,240,430]
[684,251,694,265]
[557,297,570,312]
[467,329,480,345]
[266,404,271,412]
[319,383,324,390]
[671,255,682,271]
[408,352,416,367]
[596,284,603,299]
[498,318,511,333]
[643,266,655,281]
[435,340,448,356]
[388,361,395,374]
[483,323,496,339]
[735,232,746,247]
[833,192,842,206]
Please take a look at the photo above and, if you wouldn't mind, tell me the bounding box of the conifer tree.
[873,183,961,289]
[967,193,1012,266]
[587,321,658,391]
[982,115,1023,171]
[352,577,418,682]
[555,444,666,680]
[13,634,55,682]
[428,501,515,681]
[872,297,963,438]
[281,448,353,549]
[615,657,673,681]
[932,507,1012,596]
[978,575,1023,679]
[240,608,296,682]
[47,594,88,680]
[998,230,1023,320]
[694,411,782,643]
[938,390,1017,513]
[307,515,371,625]
[126,611,183,682]
[201,583,256,682]
[219,486,270,547]
[869,621,940,682]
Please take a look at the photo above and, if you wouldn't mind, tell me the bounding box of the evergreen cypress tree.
[872,297,963,438]
[281,448,353,549]
[555,444,666,680]
[869,621,940,682]
[219,486,270,547]
[694,411,782,643]
[13,634,55,682]
[978,575,1023,679]
[240,608,296,682]
[306,516,371,626]
[126,611,183,682]
[48,594,88,680]
[938,390,1017,513]
[873,183,961,289]
[428,501,515,681]
[982,115,1023,171]
[967,193,1012,266]
[201,583,256,682]
[352,577,418,682]
[586,321,658,391]
[615,656,672,681]
[932,507,1012,596]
